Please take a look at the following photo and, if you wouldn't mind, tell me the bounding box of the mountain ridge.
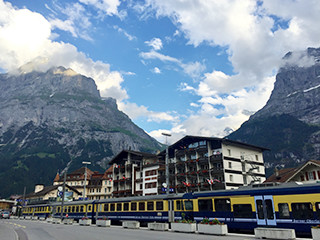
[0,66,162,197]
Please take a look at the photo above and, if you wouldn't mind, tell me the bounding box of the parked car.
[2,211,10,219]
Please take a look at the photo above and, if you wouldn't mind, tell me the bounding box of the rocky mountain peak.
[251,47,320,124]
[0,66,162,197]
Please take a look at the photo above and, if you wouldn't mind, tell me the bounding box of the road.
[0,219,311,240]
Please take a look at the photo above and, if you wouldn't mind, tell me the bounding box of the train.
[22,182,320,235]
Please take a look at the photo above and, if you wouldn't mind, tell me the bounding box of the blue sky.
[1,0,320,143]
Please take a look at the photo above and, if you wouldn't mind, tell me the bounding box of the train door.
[254,195,276,226]
[168,200,174,222]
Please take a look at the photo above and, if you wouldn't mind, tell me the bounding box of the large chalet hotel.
[111,135,267,198]
[25,135,268,202]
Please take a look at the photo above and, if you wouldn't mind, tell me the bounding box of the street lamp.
[162,133,171,195]
[59,171,66,220]
[82,161,91,200]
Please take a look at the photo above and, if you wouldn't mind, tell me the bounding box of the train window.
[80,206,84,212]
[88,205,92,211]
[233,204,253,218]
[256,200,264,219]
[265,200,274,219]
[76,206,79,212]
[184,200,193,211]
[117,203,122,211]
[214,198,231,212]
[278,203,290,219]
[131,202,137,211]
[72,206,75,212]
[104,204,109,212]
[68,206,71,212]
[198,199,213,212]
[110,203,115,211]
[124,203,129,211]
[176,200,182,210]
[57,207,61,213]
[316,202,320,219]
[156,201,164,211]
[291,203,313,220]
[64,207,67,213]
[139,202,145,211]
[147,202,154,211]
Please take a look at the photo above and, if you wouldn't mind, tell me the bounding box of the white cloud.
[0,1,127,102]
[145,37,163,50]
[140,50,205,79]
[140,50,180,63]
[79,0,121,16]
[49,2,93,40]
[143,0,320,88]
[114,25,136,41]
[152,67,161,74]
[180,61,206,79]
[118,101,178,123]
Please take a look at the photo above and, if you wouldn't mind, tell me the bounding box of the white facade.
[142,165,159,196]
[221,143,265,189]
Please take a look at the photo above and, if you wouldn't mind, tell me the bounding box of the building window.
[227,149,231,156]
[229,175,233,182]
[228,162,232,169]
[308,172,315,180]
[255,155,259,161]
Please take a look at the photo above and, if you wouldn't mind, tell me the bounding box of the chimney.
[34,184,44,193]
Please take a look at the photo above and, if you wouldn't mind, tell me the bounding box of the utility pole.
[162,133,171,194]
[82,161,91,200]
[60,171,66,220]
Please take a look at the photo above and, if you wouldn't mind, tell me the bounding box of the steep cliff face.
[0,67,161,197]
[252,48,320,124]
[228,47,320,176]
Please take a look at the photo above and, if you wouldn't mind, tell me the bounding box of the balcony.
[197,156,209,163]
[210,154,222,162]
[210,168,224,174]
[113,189,131,195]
[187,170,197,176]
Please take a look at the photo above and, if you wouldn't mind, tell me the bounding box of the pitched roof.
[264,168,297,183]
[25,184,81,198]
[285,159,320,182]
[265,159,320,183]
[54,167,94,182]
[53,173,60,182]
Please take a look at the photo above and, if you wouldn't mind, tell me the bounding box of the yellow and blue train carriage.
[50,200,95,221]
[22,203,52,218]
[96,194,184,223]
[186,182,320,234]
[21,182,320,235]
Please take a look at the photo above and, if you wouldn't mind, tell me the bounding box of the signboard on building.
[57,191,73,202]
